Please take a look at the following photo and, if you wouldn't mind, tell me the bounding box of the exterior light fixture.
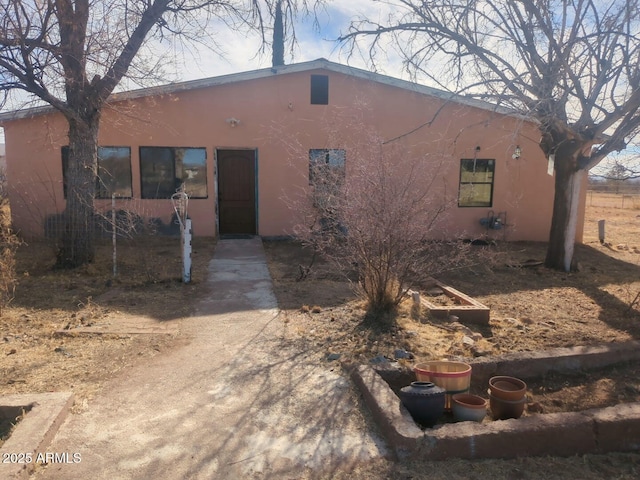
[512,145,521,159]
[225,117,240,127]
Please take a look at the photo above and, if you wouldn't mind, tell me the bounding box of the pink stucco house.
[0,59,586,242]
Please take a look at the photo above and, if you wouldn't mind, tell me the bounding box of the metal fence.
[587,190,640,209]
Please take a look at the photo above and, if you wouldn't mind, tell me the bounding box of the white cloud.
[150,2,405,82]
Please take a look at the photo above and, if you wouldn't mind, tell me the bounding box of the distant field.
[586,190,640,210]
[583,191,639,246]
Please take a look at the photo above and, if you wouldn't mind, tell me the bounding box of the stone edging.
[0,392,74,479]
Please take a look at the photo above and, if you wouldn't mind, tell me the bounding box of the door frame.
[214,147,259,236]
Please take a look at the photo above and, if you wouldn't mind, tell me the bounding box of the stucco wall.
[2,66,577,243]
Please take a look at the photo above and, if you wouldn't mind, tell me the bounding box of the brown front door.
[216,149,257,235]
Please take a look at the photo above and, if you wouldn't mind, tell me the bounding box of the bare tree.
[0,0,324,268]
[589,160,640,194]
[602,161,640,181]
[340,0,640,271]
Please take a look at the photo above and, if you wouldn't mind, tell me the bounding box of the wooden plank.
[418,279,490,324]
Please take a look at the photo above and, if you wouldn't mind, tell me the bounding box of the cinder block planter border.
[349,341,640,459]
[0,392,74,480]
[469,340,640,387]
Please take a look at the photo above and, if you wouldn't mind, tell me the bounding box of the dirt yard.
[0,235,216,427]
[262,191,640,478]
[1,193,640,478]
[263,193,640,417]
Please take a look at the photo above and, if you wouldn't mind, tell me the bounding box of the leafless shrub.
[283,118,470,316]
[0,166,8,204]
[0,205,20,315]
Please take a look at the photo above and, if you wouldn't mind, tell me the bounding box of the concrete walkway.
[36,238,386,479]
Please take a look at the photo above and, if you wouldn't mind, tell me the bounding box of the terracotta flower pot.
[451,393,487,423]
[488,391,526,420]
[399,381,446,428]
[488,376,527,401]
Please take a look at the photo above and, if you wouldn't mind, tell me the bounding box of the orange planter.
[488,376,527,401]
[414,361,472,410]
[488,392,526,420]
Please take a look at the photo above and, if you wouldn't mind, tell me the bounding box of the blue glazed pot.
[399,381,446,427]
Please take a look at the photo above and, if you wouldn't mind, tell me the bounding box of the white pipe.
[183,219,192,283]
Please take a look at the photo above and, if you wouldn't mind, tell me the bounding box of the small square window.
[310,75,329,105]
[458,159,495,207]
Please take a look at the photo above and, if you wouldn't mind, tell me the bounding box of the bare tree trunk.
[56,118,99,268]
[545,152,583,272]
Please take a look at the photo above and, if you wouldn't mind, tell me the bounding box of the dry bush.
[282,112,468,316]
[0,205,20,315]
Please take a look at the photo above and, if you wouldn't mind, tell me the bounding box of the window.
[310,74,329,105]
[140,147,207,199]
[458,158,495,207]
[309,149,346,185]
[62,146,132,199]
[309,149,345,210]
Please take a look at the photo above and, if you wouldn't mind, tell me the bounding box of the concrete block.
[352,347,640,461]
[589,402,640,453]
[0,392,74,479]
[469,359,498,388]
[349,365,423,458]
[469,341,640,382]
[423,412,596,460]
